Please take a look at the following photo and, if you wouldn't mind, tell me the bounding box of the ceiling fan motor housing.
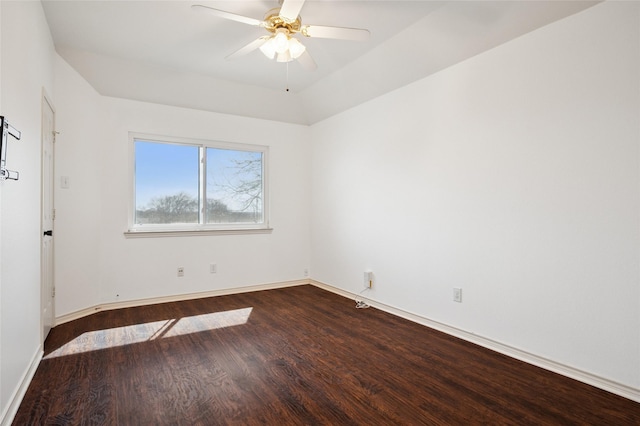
[263,8,302,35]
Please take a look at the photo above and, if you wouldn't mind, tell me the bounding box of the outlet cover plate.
[453,287,462,303]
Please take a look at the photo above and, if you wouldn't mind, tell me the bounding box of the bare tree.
[209,152,263,222]
[137,192,198,224]
[206,198,230,223]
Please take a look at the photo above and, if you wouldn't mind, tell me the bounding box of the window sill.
[124,228,273,238]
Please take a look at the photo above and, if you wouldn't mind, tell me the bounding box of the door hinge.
[53,208,56,220]
[52,287,56,298]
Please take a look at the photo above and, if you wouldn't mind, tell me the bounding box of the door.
[41,94,55,341]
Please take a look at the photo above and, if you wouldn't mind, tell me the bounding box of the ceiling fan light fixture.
[276,50,292,63]
[273,29,290,54]
[259,28,306,62]
[259,40,277,59]
[288,37,306,59]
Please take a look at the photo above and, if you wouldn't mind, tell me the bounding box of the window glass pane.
[206,148,263,223]
[135,141,199,224]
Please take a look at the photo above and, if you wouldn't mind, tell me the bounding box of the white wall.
[310,1,640,390]
[54,58,311,316]
[0,1,55,422]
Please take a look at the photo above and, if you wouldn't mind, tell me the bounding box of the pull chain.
[286,61,290,92]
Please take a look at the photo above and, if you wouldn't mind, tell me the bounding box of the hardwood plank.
[13,285,640,425]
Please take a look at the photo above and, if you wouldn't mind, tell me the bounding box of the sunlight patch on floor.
[45,307,253,359]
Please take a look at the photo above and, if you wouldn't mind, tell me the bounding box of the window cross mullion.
[199,146,206,225]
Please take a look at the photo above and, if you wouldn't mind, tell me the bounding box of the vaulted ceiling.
[42,1,598,125]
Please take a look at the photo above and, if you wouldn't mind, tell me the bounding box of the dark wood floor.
[14,285,640,425]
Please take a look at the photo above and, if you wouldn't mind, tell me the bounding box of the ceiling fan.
[192,0,371,71]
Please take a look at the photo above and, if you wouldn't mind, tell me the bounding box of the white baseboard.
[0,347,43,426]
[55,279,310,326]
[311,280,640,404]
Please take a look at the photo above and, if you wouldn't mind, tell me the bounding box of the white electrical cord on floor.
[355,287,370,309]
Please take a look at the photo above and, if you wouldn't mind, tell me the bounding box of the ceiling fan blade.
[297,50,317,71]
[226,36,270,60]
[279,0,305,22]
[302,25,370,41]
[191,5,263,26]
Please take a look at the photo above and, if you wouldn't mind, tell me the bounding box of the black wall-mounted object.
[0,116,21,181]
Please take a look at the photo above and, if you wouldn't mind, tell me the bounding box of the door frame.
[41,90,55,343]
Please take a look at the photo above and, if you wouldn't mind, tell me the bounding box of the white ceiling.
[42,0,598,125]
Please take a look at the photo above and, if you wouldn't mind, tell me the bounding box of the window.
[128,134,269,236]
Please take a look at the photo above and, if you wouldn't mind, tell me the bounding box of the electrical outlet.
[177,267,184,277]
[303,268,309,277]
[364,271,373,289]
[209,263,217,274]
[453,287,462,303]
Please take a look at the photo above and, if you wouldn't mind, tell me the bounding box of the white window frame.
[125,132,271,238]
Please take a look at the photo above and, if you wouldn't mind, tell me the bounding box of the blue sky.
[135,141,198,208]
